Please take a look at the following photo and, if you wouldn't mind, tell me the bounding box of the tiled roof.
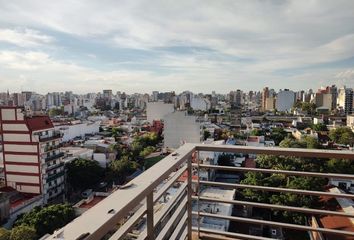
[25,116,54,131]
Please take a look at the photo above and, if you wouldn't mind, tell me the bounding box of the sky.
[0,0,354,94]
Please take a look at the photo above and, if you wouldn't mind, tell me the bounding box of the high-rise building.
[0,107,64,203]
[262,87,269,111]
[275,89,295,112]
[164,111,201,149]
[103,90,113,100]
[337,87,353,115]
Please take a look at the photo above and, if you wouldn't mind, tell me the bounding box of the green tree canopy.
[311,123,328,132]
[270,128,288,145]
[10,225,36,240]
[329,127,354,145]
[108,156,139,184]
[203,130,211,140]
[250,129,264,136]
[66,158,105,190]
[0,228,10,240]
[14,204,75,237]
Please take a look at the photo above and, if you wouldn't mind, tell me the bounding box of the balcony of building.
[46,161,65,172]
[46,171,65,183]
[44,152,64,162]
[45,144,354,240]
[38,131,62,142]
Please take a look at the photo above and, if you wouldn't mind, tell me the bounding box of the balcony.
[39,131,62,142]
[46,144,354,240]
[43,145,61,153]
[46,171,64,182]
[46,162,65,172]
[44,152,64,162]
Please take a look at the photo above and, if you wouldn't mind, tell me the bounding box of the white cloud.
[0,28,53,47]
[0,1,353,92]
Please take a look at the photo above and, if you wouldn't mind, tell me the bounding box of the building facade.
[0,107,64,203]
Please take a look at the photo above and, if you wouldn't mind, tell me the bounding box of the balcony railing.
[47,171,64,182]
[45,152,64,162]
[39,131,62,142]
[46,144,354,240]
[46,162,65,172]
[43,145,61,152]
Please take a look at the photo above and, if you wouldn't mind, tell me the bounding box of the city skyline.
[0,0,354,93]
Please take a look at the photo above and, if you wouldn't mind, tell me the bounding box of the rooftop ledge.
[46,144,354,240]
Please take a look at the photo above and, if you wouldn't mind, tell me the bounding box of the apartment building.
[0,107,64,203]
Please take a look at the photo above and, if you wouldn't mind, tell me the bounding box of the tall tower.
[262,87,269,111]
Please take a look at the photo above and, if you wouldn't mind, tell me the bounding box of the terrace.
[46,143,354,240]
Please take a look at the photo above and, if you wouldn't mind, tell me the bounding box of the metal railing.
[39,131,62,142]
[45,152,64,162]
[46,144,354,240]
[46,162,64,172]
[46,171,65,182]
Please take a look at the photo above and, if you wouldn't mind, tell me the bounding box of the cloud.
[0,28,53,47]
[0,1,354,92]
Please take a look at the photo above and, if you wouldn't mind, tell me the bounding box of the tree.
[325,158,354,174]
[10,225,36,240]
[48,107,64,117]
[203,130,211,140]
[279,137,306,148]
[250,129,264,136]
[108,157,139,184]
[270,128,288,145]
[0,228,10,240]
[241,153,327,224]
[66,158,105,190]
[311,123,328,132]
[139,146,156,158]
[302,136,320,149]
[14,204,76,237]
[329,127,354,145]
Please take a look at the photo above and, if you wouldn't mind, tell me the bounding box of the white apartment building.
[347,115,354,132]
[337,87,353,115]
[0,107,65,203]
[164,111,202,149]
[190,95,211,111]
[54,120,100,142]
[275,89,295,112]
[146,102,174,124]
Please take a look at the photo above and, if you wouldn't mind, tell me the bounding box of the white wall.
[276,90,295,112]
[146,102,174,123]
[164,111,201,149]
[55,121,100,142]
[93,154,107,168]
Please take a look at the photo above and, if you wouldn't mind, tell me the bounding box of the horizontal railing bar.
[194,163,354,180]
[155,199,188,240]
[196,180,354,199]
[167,212,187,240]
[180,226,188,240]
[47,144,195,240]
[108,205,146,240]
[195,144,354,160]
[193,196,354,218]
[110,168,188,240]
[154,165,187,202]
[136,182,188,240]
[193,227,273,240]
[193,212,354,236]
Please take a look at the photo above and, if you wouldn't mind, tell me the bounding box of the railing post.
[146,192,154,240]
[187,155,193,240]
[197,151,200,239]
